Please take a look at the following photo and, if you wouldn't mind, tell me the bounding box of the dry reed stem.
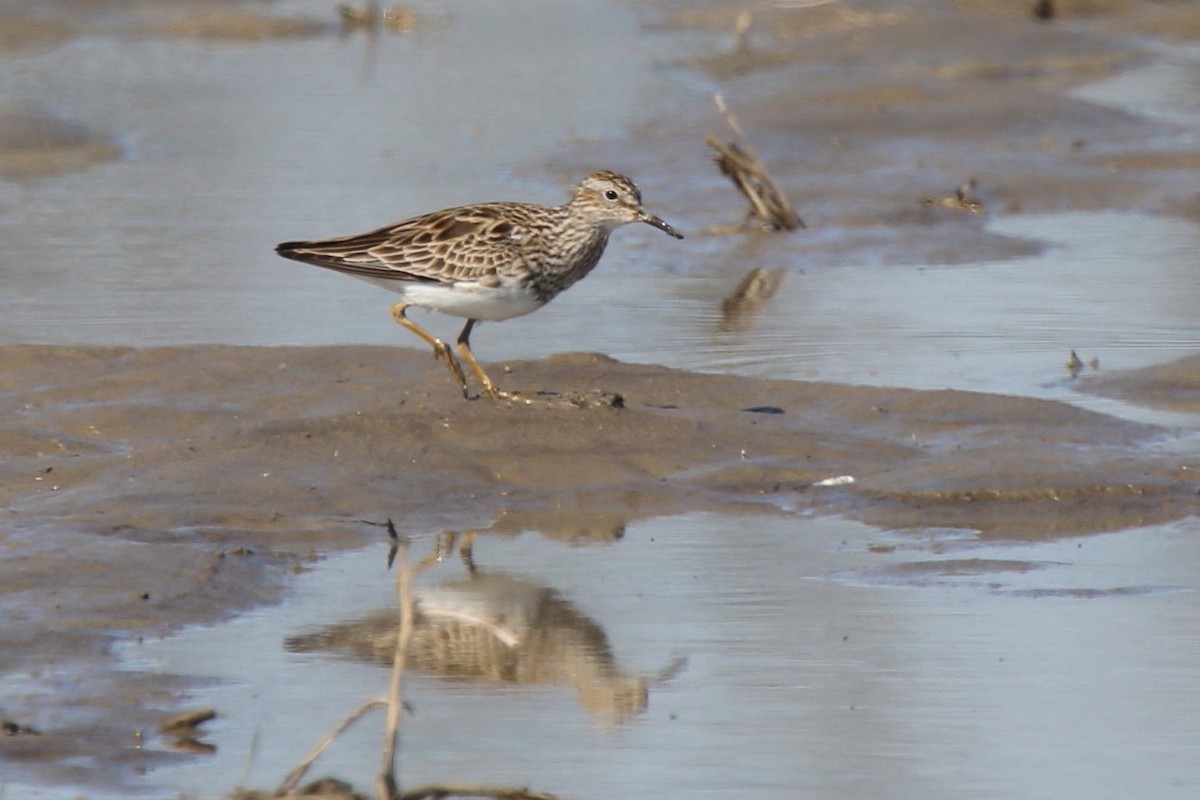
[377,538,417,799]
[276,698,387,795]
[707,93,804,232]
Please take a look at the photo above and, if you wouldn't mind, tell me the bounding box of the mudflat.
[3,345,1196,768]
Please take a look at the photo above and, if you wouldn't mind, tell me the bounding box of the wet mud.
[566,0,1200,271]
[1080,352,1200,414]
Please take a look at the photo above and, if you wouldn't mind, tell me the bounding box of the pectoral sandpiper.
[276,171,683,400]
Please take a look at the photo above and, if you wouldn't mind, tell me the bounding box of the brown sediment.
[0,1,331,55]
[1078,352,1200,414]
[1,342,1195,789]
[2,344,1195,766]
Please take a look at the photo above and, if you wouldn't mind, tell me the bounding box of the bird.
[275,171,683,400]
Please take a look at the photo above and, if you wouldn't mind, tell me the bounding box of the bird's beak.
[641,213,684,240]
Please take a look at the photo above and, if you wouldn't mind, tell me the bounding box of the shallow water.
[120,512,1200,799]
[1,3,1199,421]
[0,0,691,349]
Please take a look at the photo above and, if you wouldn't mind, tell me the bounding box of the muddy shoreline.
[3,0,1200,794]
[3,343,1199,790]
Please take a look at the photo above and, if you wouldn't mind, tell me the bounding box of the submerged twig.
[706,93,804,232]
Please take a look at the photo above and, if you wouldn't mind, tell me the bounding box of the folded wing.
[276,203,536,285]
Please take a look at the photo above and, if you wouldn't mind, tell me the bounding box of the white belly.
[360,276,543,321]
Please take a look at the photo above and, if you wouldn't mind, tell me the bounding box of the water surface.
[123,512,1200,799]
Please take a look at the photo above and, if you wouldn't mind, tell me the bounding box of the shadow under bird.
[275,171,684,400]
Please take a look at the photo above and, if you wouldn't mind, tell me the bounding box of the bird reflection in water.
[287,531,672,722]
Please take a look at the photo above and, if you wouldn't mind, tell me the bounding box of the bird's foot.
[478,385,534,404]
[471,387,623,408]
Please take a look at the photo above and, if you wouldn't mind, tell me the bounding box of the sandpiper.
[276,171,683,399]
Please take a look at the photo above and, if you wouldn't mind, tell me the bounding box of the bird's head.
[570,171,684,239]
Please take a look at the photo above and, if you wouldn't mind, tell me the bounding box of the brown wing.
[275,202,541,285]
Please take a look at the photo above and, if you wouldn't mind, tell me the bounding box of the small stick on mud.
[706,93,804,232]
[159,707,217,734]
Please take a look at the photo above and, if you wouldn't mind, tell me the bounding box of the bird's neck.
[547,204,610,260]
[522,207,611,303]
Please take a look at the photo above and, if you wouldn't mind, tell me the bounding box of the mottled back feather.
[276,202,554,285]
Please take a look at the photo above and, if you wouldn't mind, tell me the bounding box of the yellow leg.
[390,303,470,399]
[456,319,514,400]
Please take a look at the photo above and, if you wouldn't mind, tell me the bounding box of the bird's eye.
[604,190,619,201]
